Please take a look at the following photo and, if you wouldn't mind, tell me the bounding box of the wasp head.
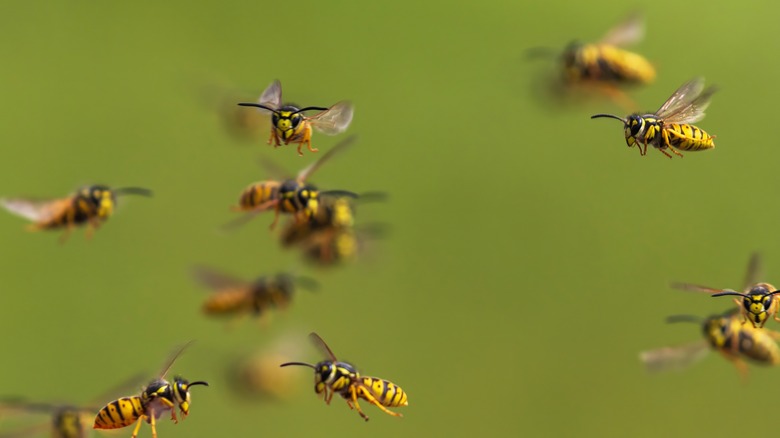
[171,376,209,417]
[81,185,115,218]
[273,105,304,134]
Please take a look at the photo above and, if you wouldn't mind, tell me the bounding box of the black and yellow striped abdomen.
[238,182,281,210]
[93,396,145,430]
[202,287,255,315]
[663,123,715,152]
[735,328,780,365]
[564,44,655,85]
[358,376,408,407]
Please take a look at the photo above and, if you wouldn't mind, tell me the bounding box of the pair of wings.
[255,80,354,136]
[651,77,717,125]
[597,13,645,48]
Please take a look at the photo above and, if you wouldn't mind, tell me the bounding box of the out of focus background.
[0,1,777,437]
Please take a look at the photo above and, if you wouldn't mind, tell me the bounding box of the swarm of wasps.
[0,78,406,438]
[640,254,780,380]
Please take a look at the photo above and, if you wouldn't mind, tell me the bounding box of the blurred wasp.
[93,342,208,438]
[640,308,780,379]
[0,185,152,241]
[200,83,270,143]
[226,136,358,230]
[591,77,717,158]
[237,80,353,156]
[225,338,303,401]
[672,253,780,328]
[191,265,319,320]
[280,332,407,421]
[0,374,144,438]
[280,195,388,266]
[528,13,654,109]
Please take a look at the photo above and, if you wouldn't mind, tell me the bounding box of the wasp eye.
[291,115,302,128]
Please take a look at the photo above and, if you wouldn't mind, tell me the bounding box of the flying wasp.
[639,308,780,379]
[280,195,388,267]
[0,374,144,438]
[0,185,152,241]
[226,136,358,230]
[671,253,780,328]
[528,13,654,109]
[280,332,408,421]
[237,80,353,156]
[93,342,208,438]
[191,265,319,320]
[591,77,717,158]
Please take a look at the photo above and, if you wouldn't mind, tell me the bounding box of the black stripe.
[112,400,125,422]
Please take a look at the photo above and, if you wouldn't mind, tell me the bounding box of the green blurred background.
[0,0,777,436]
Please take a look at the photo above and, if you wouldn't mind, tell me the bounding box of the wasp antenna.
[114,187,153,197]
[293,106,330,114]
[767,290,780,297]
[357,191,389,203]
[188,381,209,387]
[711,292,748,298]
[590,114,626,122]
[665,315,703,324]
[320,190,360,199]
[280,361,317,369]
[238,103,279,113]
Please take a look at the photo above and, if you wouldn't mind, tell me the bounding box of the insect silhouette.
[237,80,353,156]
[280,332,408,421]
[591,77,717,158]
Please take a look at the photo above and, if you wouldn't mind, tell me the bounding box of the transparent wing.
[0,197,70,223]
[87,372,148,407]
[296,135,356,182]
[306,101,354,135]
[0,398,60,414]
[669,282,735,295]
[191,265,247,291]
[743,252,762,290]
[257,79,282,111]
[0,422,50,438]
[309,332,338,362]
[639,340,710,373]
[159,341,195,379]
[655,77,716,124]
[599,12,644,47]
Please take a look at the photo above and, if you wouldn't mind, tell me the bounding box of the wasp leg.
[268,129,281,147]
[661,130,686,157]
[149,412,158,438]
[130,416,146,438]
[348,386,369,421]
[596,84,638,113]
[324,387,334,405]
[357,386,402,418]
[268,207,280,230]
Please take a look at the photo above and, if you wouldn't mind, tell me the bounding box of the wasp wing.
[639,340,710,373]
[306,101,354,135]
[256,79,282,111]
[296,135,356,182]
[158,341,195,379]
[599,12,644,47]
[309,332,339,362]
[0,422,51,438]
[0,398,61,414]
[655,77,716,124]
[743,252,762,290]
[191,265,248,291]
[0,197,71,223]
[669,282,735,295]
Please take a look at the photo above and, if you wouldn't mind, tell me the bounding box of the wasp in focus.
[280,332,408,421]
[639,308,780,380]
[0,374,144,438]
[672,253,780,328]
[226,136,358,230]
[237,80,353,156]
[93,342,208,438]
[0,185,152,241]
[591,77,717,158]
[528,13,654,109]
[192,265,319,320]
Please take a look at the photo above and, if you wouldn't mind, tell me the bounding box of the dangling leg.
[150,413,158,438]
[357,386,402,418]
[130,416,146,438]
[349,386,369,421]
[324,388,334,405]
[268,207,280,230]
